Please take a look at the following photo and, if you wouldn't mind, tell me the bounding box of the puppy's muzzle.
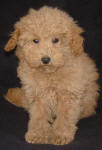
[41,56,51,64]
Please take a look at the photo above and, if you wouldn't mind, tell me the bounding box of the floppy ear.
[4,29,20,52]
[71,24,84,56]
[28,8,37,14]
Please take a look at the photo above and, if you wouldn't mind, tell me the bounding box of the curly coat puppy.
[5,6,99,145]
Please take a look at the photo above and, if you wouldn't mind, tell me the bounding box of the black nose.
[41,56,51,64]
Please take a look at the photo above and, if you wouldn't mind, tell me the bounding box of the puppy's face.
[17,30,71,72]
[5,7,84,73]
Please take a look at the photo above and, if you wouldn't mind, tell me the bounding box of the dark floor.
[0,0,102,150]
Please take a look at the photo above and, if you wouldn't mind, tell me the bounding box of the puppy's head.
[5,6,84,72]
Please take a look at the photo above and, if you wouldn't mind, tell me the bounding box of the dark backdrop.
[0,0,102,150]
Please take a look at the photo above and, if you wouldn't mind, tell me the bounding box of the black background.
[0,0,102,150]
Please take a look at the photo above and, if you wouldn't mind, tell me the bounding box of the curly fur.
[5,6,99,145]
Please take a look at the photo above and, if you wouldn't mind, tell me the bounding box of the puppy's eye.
[33,39,39,44]
[52,38,59,44]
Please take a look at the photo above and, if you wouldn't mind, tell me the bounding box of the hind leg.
[5,88,23,107]
[80,83,99,119]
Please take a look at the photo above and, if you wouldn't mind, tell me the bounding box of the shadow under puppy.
[4,6,99,145]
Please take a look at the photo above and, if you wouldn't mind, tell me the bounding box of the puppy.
[5,6,99,145]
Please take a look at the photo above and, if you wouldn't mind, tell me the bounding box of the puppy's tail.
[5,88,23,107]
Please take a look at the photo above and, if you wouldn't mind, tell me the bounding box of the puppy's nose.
[41,56,51,64]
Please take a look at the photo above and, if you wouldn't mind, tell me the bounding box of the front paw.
[50,132,74,145]
[25,130,50,144]
[50,125,77,145]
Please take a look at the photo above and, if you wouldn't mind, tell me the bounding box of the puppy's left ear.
[4,29,20,52]
[71,23,84,56]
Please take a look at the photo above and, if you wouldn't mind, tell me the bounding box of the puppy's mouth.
[39,57,58,72]
[38,64,58,73]
[27,57,64,73]
[37,59,65,73]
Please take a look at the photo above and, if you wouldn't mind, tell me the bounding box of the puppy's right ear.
[4,29,20,52]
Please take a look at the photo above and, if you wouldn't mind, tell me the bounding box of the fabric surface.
[0,0,102,150]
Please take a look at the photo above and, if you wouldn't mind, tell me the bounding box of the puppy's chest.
[32,73,66,92]
[23,70,75,97]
